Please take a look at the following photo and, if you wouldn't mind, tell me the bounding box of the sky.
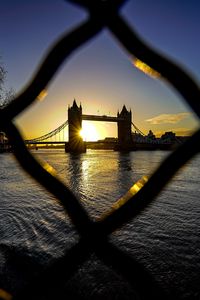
[1,0,200,140]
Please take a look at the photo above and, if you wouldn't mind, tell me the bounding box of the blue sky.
[1,0,200,139]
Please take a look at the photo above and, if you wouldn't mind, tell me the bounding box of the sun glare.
[80,122,100,141]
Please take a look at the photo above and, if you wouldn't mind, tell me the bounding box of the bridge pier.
[65,100,86,153]
[115,105,135,151]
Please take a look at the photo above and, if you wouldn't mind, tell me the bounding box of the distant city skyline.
[1,0,200,140]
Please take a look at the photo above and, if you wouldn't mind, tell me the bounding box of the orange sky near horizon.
[15,97,198,141]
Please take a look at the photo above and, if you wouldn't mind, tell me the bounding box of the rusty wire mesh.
[0,0,200,299]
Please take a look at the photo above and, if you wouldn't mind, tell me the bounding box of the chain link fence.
[0,0,200,299]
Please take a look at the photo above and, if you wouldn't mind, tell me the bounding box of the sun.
[79,122,100,141]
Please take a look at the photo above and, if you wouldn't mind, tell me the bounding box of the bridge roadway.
[82,114,123,122]
[25,141,66,144]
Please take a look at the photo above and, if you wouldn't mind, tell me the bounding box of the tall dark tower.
[117,105,133,150]
[65,99,86,153]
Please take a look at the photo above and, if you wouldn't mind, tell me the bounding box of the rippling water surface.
[0,149,200,298]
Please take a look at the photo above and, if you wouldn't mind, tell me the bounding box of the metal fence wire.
[0,0,200,299]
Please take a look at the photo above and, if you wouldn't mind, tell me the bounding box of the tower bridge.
[65,100,133,153]
[26,99,150,153]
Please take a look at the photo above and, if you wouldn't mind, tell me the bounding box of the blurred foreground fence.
[0,0,200,299]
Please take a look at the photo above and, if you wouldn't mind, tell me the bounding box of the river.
[0,149,200,299]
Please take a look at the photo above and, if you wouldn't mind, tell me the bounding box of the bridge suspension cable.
[131,122,146,136]
[25,119,145,143]
[25,120,68,143]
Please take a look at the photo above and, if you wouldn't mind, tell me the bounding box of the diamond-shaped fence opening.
[0,0,200,299]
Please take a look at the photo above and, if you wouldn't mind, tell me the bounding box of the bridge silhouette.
[26,100,146,152]
[25,100,182,152]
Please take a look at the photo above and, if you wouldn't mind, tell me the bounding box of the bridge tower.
[117,105,134,150]
[65,99,86,153]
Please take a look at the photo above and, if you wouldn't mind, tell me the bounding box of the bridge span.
[82,114,123,122]
[25,100,137,153]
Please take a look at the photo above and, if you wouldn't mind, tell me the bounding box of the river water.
[0,149,200,299]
